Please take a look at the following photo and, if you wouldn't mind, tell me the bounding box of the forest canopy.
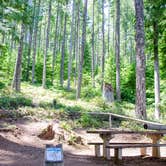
[0,0,166,121]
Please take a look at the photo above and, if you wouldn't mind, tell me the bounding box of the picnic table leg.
[109,115,112,129]
[149,134,162,158]
[100,134,113,160]
[140,147,147,156]
[114,148,122,161]
[95,145,101,157]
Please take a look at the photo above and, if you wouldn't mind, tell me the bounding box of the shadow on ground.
[0,135,44,166]
[0,135,166,166]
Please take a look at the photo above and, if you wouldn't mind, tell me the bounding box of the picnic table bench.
[87,129,166,160]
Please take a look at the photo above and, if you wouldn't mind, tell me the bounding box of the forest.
[0,0,166,166]
[0,0,165,121]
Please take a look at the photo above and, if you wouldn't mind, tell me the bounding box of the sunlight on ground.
[21,83,103,112]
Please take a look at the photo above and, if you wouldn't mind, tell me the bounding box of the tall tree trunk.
[12,24,25,91]
[135,0,147,119]
[26,27,33,81]
[60,12,67,87]
[91,0,95,88]
[58,7,63,53]
[32,0,41,84]
[26,0,36,81]
[42,0,52,88]
[129,37,133,63]
[76,0,88,99]
[108,0,111,57]
[153,20,160,120]
[96,0,100,69]
[124,28,127,57]
[52,2,59,84]
[124,5,128,58]
[115,0,121,100]
[113,13,115,49]
[74,1,80,86]
[101,0,105,90]
[67,0,75,90]
[37,25,42,51]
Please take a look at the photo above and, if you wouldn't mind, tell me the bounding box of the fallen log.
[88,112,163,129]
[144,123,166,130]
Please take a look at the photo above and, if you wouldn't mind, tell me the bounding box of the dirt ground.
[0,118,166,166]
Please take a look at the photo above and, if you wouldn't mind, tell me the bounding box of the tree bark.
[135,0,147,119]
[115,0,121,101]
[153,20,160,120]
[95,0,100,70]
[74,1,80,87]
[52,2,60,84]
[12,24,25,91]
[32,0,41,84]
[26,27,33,81]
[91,0,95,88]
[42,0,52,88]
[108,0,111,57]
[76,0,88,99]
[67,0,75,90]
[101,0,105,90]
[60,12,67,87]
[26,0,36,81]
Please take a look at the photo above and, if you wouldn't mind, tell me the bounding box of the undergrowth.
[0,82,165,130]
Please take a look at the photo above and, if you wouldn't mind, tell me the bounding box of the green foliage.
[160,30,166,79]
[80,113,102,128]
[0,45,15,83]
[31,51,53,86]
[121,121,144,131]
[81,86,101,99]
[60,121,72,132]
[121,63,135,103]
[83,42,91,73]
[105,48,116,87]
[0,82,6,89]
[0,0,33,34]
[81,74,91,87]
[38,101,53,109]
[64,105,82,120]
[0,95,32,109]
[159,80,166,119]
[53,49,69,83]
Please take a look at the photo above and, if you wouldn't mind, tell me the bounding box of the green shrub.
[0,96,32,109]
[0,82,5,89]
[60,121,72,132]
[82,86,101,99]
[80,113,102,128]
[39,101,52,109]
[121,121,144,131]
[65,106,82,119]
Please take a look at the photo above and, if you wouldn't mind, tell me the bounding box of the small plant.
[67,134,84,145]
[39,101,52,109]
[67,135,77,145]
[121,121,144,131]
[0,96,32,109]
[60,121,72,132]
[82,86,100,99]
[52,99,57,107]
[80,113,102,128]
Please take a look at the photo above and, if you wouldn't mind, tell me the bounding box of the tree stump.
[102,83,114,103]
[38,125,55,140]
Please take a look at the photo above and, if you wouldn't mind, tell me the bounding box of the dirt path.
[0,119,166,166]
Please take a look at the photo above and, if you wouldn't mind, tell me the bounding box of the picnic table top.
[87,129,166,135]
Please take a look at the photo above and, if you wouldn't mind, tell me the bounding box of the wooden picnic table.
[87,129,166,159]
